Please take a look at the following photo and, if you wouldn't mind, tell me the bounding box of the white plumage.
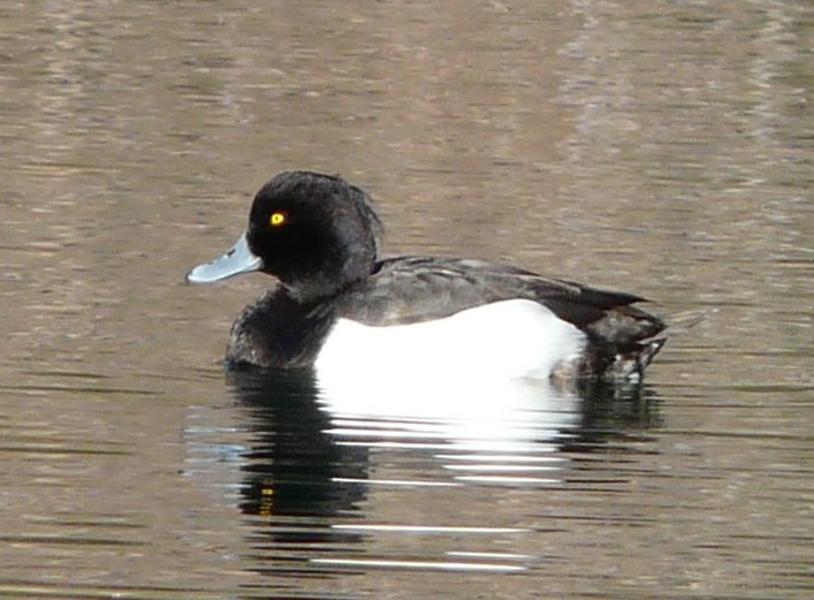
[315,299,586,381]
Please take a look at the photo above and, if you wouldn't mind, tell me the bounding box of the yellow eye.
[269,212,286,226]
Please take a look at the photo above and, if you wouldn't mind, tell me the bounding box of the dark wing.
[332,256,664,347]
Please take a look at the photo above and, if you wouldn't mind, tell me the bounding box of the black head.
[245,171,382,300]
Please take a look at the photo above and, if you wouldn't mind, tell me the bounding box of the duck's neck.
[281,254,376,304]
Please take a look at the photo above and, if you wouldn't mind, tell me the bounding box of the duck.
[186,171,666,381]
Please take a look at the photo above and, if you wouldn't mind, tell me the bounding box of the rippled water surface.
[1,1,812,598]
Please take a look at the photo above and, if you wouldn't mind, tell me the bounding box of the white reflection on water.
[318,526,533,573]
[311,557,527,573]
[317,370,582,487]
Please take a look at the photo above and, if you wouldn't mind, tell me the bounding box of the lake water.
[1,1,812,598]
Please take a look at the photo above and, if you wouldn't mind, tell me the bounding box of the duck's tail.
[608,337,667,382]
[603,308,710,382]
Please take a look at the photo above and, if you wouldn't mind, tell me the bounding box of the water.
[1,1,813,598]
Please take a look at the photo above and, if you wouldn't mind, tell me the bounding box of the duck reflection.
[221,369,662,579]
[564,380,662,453]
[227,369,662,512]
[226,369,369,520]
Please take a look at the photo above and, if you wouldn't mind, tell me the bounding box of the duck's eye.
[269,212,286,227]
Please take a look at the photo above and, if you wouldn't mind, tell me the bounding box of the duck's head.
[187,171,382,301]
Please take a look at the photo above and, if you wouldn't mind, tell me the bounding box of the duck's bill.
[186,232,263,284]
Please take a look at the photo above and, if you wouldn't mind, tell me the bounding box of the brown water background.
[1,1,812,598]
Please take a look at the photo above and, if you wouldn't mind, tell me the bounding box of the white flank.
[315,299,585,381]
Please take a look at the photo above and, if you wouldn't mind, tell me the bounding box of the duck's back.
[335,258,661,335]
[329,256,666,379]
